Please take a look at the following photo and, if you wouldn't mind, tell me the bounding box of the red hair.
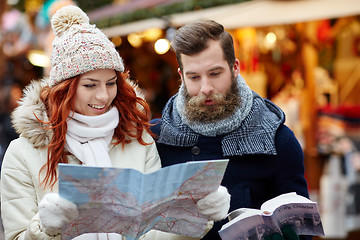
[39,71,152,188]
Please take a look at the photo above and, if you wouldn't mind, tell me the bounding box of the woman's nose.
[95,86,109,101]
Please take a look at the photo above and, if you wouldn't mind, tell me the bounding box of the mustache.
[187,93,227,107]
[183,83,241,123]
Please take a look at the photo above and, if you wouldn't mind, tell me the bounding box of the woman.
[0,5,230,240]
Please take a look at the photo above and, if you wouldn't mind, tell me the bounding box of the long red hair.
[39,71,152,188]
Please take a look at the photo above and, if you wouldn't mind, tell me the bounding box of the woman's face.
[75,69,117,116]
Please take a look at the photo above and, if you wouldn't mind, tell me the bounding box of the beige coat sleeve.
[1,140,57,240]
[143,132,162,173]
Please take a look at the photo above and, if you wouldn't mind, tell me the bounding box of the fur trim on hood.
[12,78,52,149]
[11,77,146,149]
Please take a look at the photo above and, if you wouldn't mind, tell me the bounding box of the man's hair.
[171,19,236,72]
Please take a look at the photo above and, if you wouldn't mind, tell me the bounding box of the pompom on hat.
[49,6,124,86]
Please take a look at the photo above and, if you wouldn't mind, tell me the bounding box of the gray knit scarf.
[158,74,285,156]
[175,74,253,137]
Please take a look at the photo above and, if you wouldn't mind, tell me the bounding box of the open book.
[58,159,229,240]
[219,192,324,240]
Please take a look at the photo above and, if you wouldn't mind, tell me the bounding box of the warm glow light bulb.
[111,36,122,47]
[263,32,277,50]
[266,32,277,44]
[143,28,163,41]
[127,33,142,48]
[27,50,50,68]
[154,38,170,54]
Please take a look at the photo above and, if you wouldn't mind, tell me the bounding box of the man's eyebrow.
[209,66,224,71]
[185,71,197,75]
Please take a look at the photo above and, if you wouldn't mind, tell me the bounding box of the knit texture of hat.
[49,6,124,86]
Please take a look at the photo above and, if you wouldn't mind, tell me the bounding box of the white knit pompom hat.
[49,5,124,86]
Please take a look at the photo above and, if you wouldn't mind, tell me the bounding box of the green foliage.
[11,0,250,29]
[76,0,113,12]
[93,0,250,29]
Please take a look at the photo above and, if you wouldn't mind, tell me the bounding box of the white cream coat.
[0,78,211,240]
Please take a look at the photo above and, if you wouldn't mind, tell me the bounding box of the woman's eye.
[84,84,95,88]
[107,81,116,86]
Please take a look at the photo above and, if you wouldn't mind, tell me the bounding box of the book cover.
[219,192,325,240]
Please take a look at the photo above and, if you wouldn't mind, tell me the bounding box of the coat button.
[191,146,200,155]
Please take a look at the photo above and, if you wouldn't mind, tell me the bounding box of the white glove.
[196,185,231,221]
[38,193,79,236]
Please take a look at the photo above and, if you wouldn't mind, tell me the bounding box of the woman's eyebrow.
[81,75,117,82]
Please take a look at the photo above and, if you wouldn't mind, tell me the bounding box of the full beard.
[183,78,240,123]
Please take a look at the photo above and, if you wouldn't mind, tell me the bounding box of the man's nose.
[200,77,214,96]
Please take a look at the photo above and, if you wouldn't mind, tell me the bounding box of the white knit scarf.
[65,107,119,167]
[66,108,123,239]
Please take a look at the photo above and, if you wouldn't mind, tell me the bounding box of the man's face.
[178,40,240,123]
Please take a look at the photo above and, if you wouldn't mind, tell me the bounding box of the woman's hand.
[38,193,79,236]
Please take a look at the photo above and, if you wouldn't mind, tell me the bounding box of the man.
[150,20,310,240]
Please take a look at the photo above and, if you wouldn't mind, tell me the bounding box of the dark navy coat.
[150,93,310,240]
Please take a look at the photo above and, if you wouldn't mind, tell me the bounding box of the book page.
[260,192,313,212]
[219,211,280,240]
[226,208,264,223]
[58,159,229,240]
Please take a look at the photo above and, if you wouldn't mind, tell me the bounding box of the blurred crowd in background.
[1,1,360,239]
[0,0,76,169]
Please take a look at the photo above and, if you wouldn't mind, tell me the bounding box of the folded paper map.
[58,159,229,240]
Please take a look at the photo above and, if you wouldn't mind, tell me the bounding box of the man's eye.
[210,72,221,76]
[189,76,199,80]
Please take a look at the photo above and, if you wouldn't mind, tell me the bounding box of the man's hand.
[196,186,231,221]
[265,225,300,240]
